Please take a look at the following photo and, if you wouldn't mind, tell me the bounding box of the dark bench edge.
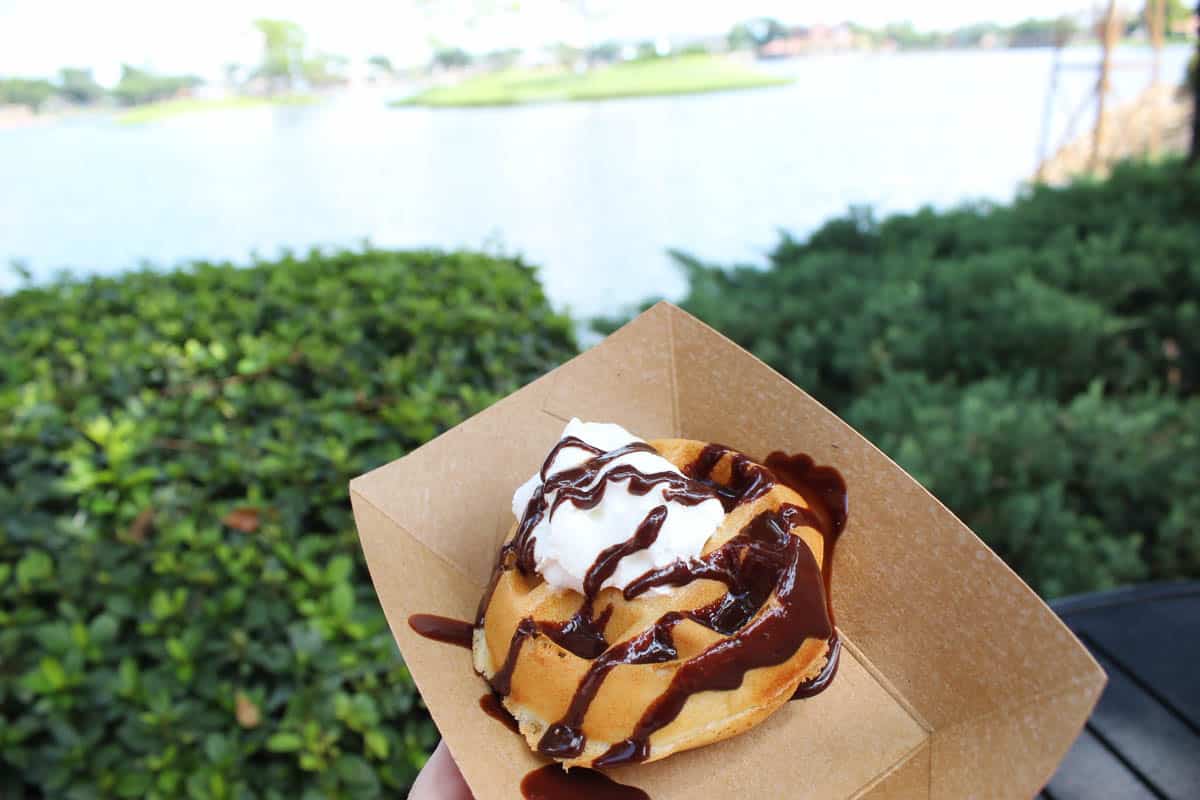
[1051,580,1200,618]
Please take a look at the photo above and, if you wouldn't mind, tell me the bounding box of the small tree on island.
[251,19,348,91]
[253,18,307,93]
[367,55,394,75]
[57,68,105,105]
[111,65,201,106]
[727,18,788,51]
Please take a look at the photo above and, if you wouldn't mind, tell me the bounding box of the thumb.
[409,740,475,800]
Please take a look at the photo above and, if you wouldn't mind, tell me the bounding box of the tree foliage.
[0,248,576,798]
[432,47,472,70]
[0,78,56,111]
[253,19,308,85]
[111,65,201,106]
[1007,17,1077,47]
[1144,0,1196,33]
[301,53,349,88]
[727,17,789,50]
[57,68,105,105]
[366,55,394,74]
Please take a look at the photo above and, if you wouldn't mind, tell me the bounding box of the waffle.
[473,438,836,769]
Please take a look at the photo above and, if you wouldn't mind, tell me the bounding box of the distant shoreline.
[0,93,322,130]
[394,54,791,109]
[116,94,320,124]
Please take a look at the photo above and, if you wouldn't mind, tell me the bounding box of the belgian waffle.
[473,438,842,769]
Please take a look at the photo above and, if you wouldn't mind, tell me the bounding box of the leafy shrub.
[0,248,576,798]
[603,160,1200,597]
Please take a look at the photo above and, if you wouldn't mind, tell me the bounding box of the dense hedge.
[0,249,576,798]
[603,160,1200,598]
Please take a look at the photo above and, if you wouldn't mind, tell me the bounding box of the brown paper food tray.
[349,302,1104,799]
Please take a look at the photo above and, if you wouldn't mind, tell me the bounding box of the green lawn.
[394,54,791,108]
[117,94,319,124]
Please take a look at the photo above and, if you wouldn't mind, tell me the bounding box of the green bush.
[603,160,1200,598]
[0,248,576,798]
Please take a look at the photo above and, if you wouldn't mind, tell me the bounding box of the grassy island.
[117,94,319,124]
[394,54,790,108]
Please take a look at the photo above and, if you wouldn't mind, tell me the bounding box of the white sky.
[0,0,1116,82]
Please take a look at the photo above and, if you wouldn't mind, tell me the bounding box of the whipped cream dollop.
[512,419,726,596]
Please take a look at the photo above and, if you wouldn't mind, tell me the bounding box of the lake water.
[1,46,1192,317]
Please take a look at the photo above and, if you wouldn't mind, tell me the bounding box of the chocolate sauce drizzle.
[538,612,685,759]
[537,499,837,762]
[490,617,539,696]
[540,604,613,660]
[521,764,648,800]
[791,632,842,700]
[511,437,719,576]
[683,443,777,512]
[620,502,824,635]
[491,437,722,663]
[407,614,474,649]
[534,443,845,767]
[413,438,848,779]
[763,451,847,643]
[539,504,669,659]
[764,452,848,545]
[479,692,521,733]
[594,502,831,767]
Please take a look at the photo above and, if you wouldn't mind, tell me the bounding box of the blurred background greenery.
[2,0,1199,797]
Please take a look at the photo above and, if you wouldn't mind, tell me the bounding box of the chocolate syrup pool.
[410,441,847,795]
[521,764,648,800]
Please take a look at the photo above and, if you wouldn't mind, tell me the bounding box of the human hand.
[408,740,475,800]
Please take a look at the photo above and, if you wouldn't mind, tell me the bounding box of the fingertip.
[409,740,475,800]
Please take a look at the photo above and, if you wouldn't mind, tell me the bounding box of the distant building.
[758,23,859,59]
[1169,13,1199,37]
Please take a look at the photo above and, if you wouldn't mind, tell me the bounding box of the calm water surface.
[1,46,1190,317]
